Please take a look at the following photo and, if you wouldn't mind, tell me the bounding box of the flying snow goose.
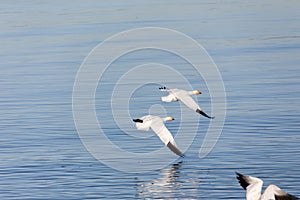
[236,172,298,200]
[159,87,214,119]
[132,115,184,157]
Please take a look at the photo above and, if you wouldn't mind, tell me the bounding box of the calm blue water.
[1,1,299,199]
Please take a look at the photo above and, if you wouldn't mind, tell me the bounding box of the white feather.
[237,173,298,200]
[133,115,183,156]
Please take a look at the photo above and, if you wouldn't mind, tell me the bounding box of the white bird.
[236,172,298,200]
[159,87,214,119]
[132,115,184,157]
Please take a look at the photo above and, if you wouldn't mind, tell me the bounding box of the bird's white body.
[133,115,183,156]
[236,172,298,200]
[135,115,153,131]
[159,88,214,119]
[160,88,201,111]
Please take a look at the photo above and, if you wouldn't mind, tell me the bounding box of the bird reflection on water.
[137,161,182,199]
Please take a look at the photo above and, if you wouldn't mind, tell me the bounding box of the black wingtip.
[235,171,244,180]
[167,142,184,157]
[275,194,299,200]
[133,119,143,123]
[235,172,249,190]
[235,171,242,176]
[196,109,215,119]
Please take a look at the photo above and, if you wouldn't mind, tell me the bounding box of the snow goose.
[133,115,184,157]
[236,172,298,200]
[159,87,214,119]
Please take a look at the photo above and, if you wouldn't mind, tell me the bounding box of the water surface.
[1,1,299,199]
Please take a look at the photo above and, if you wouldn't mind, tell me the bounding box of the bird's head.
[193,90,202,95]
[164,116,175,121]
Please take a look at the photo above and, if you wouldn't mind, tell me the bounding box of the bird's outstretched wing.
[174,90,200,111]
[163,89,214,119]
[236,172,263,200]
[167,141,184,157]
[150,117,183,157]
[262,184,299,200]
